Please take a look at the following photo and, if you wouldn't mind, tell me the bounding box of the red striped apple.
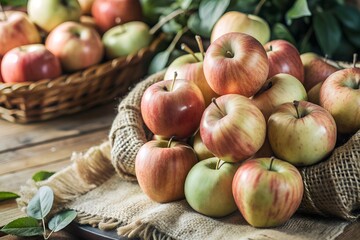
[203,33,269,97]
[232,157,304,227]
[200,94,266,163]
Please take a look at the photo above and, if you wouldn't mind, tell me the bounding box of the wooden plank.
[0,103,117,153]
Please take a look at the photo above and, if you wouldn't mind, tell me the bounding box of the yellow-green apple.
[192,131,214,161]
[264,40,304,83]
[78,0,94,15]
[102,21,152,59]
[185,157,239,217]
[268,101,337,166]
[252,73,307,121]
[307,81,323,105]
[0,11,41,56]
[135,139,197,203]
[211,11,270,45]
[319,64,360,134]
[141,76,205,139]
[27,0,81,33]
[46,21,104,72]
[232,157,304,227]
[203,32,269,97]
[91,0,143,33]
[1,44,62,83]
[200,94,266,163]
[301,52,338,91]
[164,52,218,106]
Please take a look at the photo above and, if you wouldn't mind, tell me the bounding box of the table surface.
[0,101,359,240]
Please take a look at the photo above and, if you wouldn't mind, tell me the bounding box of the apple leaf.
[334,5,360,32]
[0,191,19,202]
[1,217,43,237]
[187,13,212,38]
[285,0,311,25]
[148,50,171,74]
[48,210,77,232]
[272,23,296,46]
[27,186,54,220]
[313,11,341,57]
[32,171,55,182]
[198,0,230,29]
[344,29,360,48]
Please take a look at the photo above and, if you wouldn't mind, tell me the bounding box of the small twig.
[149,9,186,35]
[166,27,189,54]
[195,35,205,59]
[254,0,267,16]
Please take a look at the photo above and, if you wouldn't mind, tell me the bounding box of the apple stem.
[0,4,7,21]
[353,53,358,68]
[269,45,273,52]
[293,100,301,119]
[195,35,205,60]
[149,8,186,35]
[254,0,267,15]
[181,43,200,62]
[211,98,225,117]
[167,136,175,148]
[215,158,221,170]
[170,72,178,92]
[269,156,275,171]
[225,51,234,58]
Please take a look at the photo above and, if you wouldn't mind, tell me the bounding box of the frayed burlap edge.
[117,219,173,240]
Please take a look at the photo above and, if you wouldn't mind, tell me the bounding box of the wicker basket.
[0,35,164,123]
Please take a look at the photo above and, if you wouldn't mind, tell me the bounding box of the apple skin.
[141,78,205,139]
[91,0,143,33]
[1,44,62,83]
[211,11,270,45]
[135,139,198,203]
[0,56,3,82]
[268,101,337,166]
[185,157,239,217]
[252,73,307,121]
[46,21,104,72]
[301,52,338,91]
[264,40,304,83]
[102,21,152,60]
[200,94,266,163]
[0,11,41,56]
[192,130,214,161]
[232,157,304,228]
[203,32,269,97]
[307,81,323,105]
[319,67,360,134]
[27,0,81,33]
[164,53,218,106]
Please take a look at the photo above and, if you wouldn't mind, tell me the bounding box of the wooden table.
[0,101,359,240]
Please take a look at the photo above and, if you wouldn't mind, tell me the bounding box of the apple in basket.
[192,130,214,161]
[211,11,270,45]
[0,10,41,56]
[185,157,239,217]
[320,56,360,134]
[135,139,197,203]
[102,21,152,59]
[232,157,304,227]
[27,0,81,33]
[203,32,269,97]
[268,100,337,166]
[91,0,143,33]
[46,21,104,72]
[252,73,307,121]
[264,39,304,83]
[141,73,205,139]
[200,94,266,163]
[1,44,62,83]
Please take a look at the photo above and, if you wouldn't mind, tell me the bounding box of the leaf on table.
[272,23,296,46]
[285,0,311,25]
[32,171,55,182]
[48,210,77,232]
[0,192,19,202]
[27,186,54,220]
[0,217,43,237]
[148,50,171,74]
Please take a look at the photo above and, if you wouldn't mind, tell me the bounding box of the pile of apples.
[0,0,152,83]
[135,14,360,228]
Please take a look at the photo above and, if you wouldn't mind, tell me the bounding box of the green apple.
[211,11,270,45]
[27,0,81,33]
[184,157,239,217]
[102,21,152,59]
[192,131,214,161]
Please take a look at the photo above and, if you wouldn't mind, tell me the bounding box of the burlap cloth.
[17,71,360,239]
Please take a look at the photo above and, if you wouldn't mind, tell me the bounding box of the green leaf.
[0,192,19,202]
[32,171,55,182]
[344,29,360,48]
[1,217,43,237]
[313,11,341,57]
[285,0,311,25]
[334,5,360,31]
[48,210,77,232]
[27,186,54,220]
[187,13,211,38]
[148,50,171,74]
[272,23,296,46]
[0,0,27,7]
[198,0,230,30]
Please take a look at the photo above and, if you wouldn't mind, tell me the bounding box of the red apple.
[232,157,304,227]
[268,101,337,166]
[0,11,41,57]
[203,32,269,97]
[91,0,143,33]
[264,40,304,83]
[135,139,198,203]
[200,94,266,163]
[320,64,360,134]
[1,44,62,83]
[46,21,104,72]
[252,73,307,121]
[141,77,205,139]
